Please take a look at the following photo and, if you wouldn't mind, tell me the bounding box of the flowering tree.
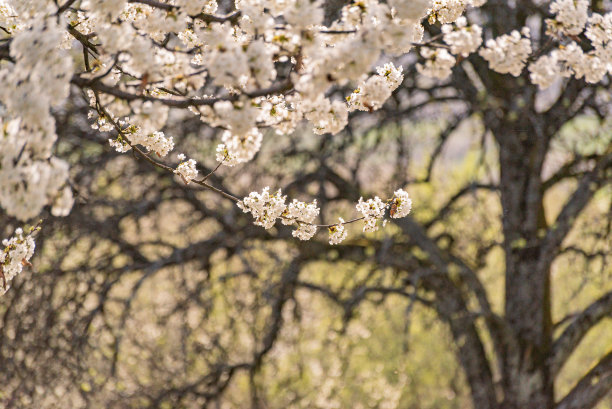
[1,0,612,408]
[0,0,608,280]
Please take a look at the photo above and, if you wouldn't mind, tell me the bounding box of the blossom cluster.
[237,187,287,230]
[430,0,470,24]
[328,218,348,245]
[175,154,199,183]
[0,118,74,221]
[547,0,589,36]
[347,63,405,112]
[215,129,263,166]
[110,129,175,157]
[281,199,321,241]
[479,28,532,77]
[1,227,37,297]
[0,7,73,220]
[417,48,457,80]
[74,0,479,178]
[238,188,412,244]
[356,196,388,233]
[442,17,483,57]
[529,4,612,89]
[390,189,413,219]
[415,0,612,85]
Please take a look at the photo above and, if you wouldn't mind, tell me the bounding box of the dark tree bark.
[495,119,554,409]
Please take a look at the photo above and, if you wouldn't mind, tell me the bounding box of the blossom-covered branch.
[0,224,40,296]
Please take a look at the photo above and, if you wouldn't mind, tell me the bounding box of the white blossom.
[293,224,318,241]
[175,156,199,183]
[347,63,403,112]
[213,100,259,137]
[555,41,585,77]
[237,187,287,230]
[0,117,71,220]
[282,199,318,223]
[585,14,612,71]
[381,19,424,55]
[281,199,320,240]
[302,97,349,135]
[129,130,175,157]
[528,54,561,90]
[83,0,128,21]
[469,0,487,7]
[416,48,456,80]
[442,17,483,57]
[356,196,387,233]
[554,42,608,83]
[0,16,72,221]
[574,53,607,83]
[1,227,36,297]
[376,62,405,90]
[431,0,468,24]
[328,218,347,245]
[586,13,612,48]
[479,28,531,76]
[390,189,412,219]
[246,39,277,88]
[347,76,391,111]
[130,101,169,135]
[548,0,589,36]
[284,0,324,28]
[175,0,218,16]
[109,138,131,153]
[216,128,263,166]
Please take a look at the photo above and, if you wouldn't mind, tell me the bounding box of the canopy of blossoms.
[0,0,609,293]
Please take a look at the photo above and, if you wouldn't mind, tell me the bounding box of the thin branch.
[395,217,503,409]
[425,182,498,229]
[56,0,79,14]
[542,153,601,191]
[192,10,242,24]
[67,25,99,55]
[421,115,467,183]
[550,289,612,376]
[555,349,612,409]
[539,147,612,271]
[127,0,174,11]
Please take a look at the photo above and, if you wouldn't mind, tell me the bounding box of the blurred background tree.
[1,1,612,409]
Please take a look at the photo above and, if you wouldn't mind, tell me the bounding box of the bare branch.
[425,182,498,229]
[56,0,79,14]
[253,260,301,369]
[555,350,612,409]
[550,289,612,376]
[396,217,501,409]
[538,148,612,271]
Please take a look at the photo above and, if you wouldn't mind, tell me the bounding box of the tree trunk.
[496,123,554,409]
